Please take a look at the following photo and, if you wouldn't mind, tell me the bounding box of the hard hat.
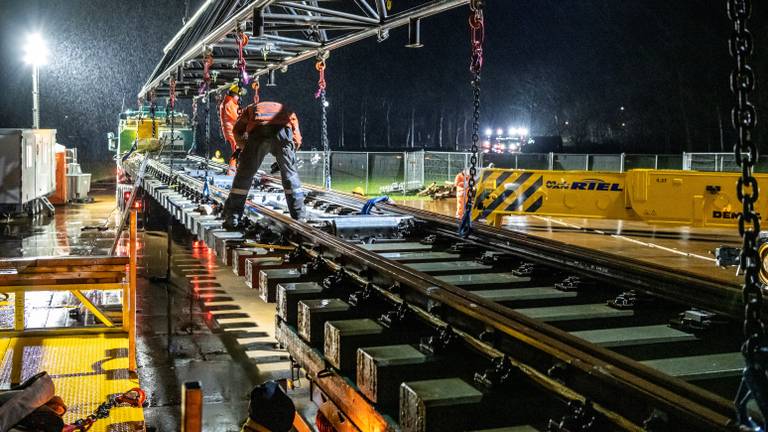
[229,84,246,96]
[352,186,365,196]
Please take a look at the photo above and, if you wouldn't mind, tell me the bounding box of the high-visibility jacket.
[233,101,302,149]
[455,171,469,219]
[219,94,240,152]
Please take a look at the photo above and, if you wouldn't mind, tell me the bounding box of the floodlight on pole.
[23,33,48,66]
[23,33,48,129]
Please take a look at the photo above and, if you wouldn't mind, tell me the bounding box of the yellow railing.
[0,210,139,369]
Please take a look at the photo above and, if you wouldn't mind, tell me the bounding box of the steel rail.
[299,182,744,318]
[134,156,737,430]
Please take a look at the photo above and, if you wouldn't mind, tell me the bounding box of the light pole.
[23,33,48,129]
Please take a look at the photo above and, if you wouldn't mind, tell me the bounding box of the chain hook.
[729,0,767,428]
[235,26,250,85]
[314,52,331,190]
[459,0,485,237]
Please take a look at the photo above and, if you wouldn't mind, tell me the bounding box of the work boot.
[222,212,241,231]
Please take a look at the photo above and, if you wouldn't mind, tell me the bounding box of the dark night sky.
[0,0,766,167]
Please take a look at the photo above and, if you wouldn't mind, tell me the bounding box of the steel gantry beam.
[139,0,469,100]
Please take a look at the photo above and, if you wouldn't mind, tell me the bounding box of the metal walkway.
[0,334,144,431]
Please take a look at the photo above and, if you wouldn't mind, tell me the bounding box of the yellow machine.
[472,168,768,228]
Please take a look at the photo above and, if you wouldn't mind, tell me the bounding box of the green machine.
[108,105,194,159]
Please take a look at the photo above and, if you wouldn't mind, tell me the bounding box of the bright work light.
[23,33,48,66]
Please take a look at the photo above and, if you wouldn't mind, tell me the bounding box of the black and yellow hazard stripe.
[473,171,544,220]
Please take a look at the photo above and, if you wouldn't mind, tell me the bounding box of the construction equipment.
[107,106,193,159]
[0,129,57,216]
[472,168,768,228]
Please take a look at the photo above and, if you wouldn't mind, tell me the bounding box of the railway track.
[125,154,744,431]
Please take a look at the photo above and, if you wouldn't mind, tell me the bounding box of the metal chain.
[199,50,213,96]
[202,93,212,202]
[316,56,331,190]
[730,0,767,427]
[169,76,177,186]
[235,27,250,85]
[149,91,157,140]
[189,98,198,154]
[460,0,484,237]
[65,388,145,431]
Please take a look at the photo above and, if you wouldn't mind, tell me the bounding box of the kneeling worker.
[222,99,306,228]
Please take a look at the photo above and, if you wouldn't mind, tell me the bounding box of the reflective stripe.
[230,187,250,195]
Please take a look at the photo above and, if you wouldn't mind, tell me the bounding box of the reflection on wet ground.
[0,184,121,330]
[0,183,313,430]
[0,185,119,258]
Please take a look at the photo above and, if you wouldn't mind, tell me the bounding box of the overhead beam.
[140,0,276,98]
[141,0,470,99]
[279,2,380,24]
[375,0,388,20]
[352,0,379,19]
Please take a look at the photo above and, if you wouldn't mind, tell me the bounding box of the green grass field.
[304,178,430,200]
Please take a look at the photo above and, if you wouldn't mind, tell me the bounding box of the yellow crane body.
[472,168,768,228]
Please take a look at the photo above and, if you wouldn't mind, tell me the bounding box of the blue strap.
[457,175,473,237]
[458,207,472,237]
[361,196,389,215]
[202,177,210,199]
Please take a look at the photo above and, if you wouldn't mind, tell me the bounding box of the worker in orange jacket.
[455,168,470,219]
[220,84,245,167]
[222,99,305,227]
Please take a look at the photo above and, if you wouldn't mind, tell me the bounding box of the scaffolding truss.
[140,0,468,99]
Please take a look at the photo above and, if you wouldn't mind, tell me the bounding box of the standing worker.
[455,167,470,219]
[222,99,306,229]
[220,84,245,170]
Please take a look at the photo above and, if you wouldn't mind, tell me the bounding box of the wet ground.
[0,184,315,431]
[0,183,118,257]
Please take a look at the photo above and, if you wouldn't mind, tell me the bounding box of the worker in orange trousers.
[455,168,470,219]
[220,84,246,172]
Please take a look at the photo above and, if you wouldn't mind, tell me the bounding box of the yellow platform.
[0,334,144,431]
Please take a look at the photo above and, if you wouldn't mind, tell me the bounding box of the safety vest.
[219,95,239,149]
[455,172,468,191]
[235,102,302,146]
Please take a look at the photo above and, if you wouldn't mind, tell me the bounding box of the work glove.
[230,148,242,163]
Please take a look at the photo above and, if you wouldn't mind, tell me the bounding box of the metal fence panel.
[424,152,453,184]
[369,152,405,194]
[404,151,425,191]
[297,151,325,187]
[449,153,468,180]
[553,154,588,170]
[588,155,622,172]
[330,152,367,193]
[624,154,657,170]
[656,155,683,170]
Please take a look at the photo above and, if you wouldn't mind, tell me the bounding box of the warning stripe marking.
[506,176,544,212]
[525,196,544,213]
[479,172,533,219]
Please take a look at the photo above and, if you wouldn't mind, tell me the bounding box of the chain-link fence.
[253,151,746,195]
